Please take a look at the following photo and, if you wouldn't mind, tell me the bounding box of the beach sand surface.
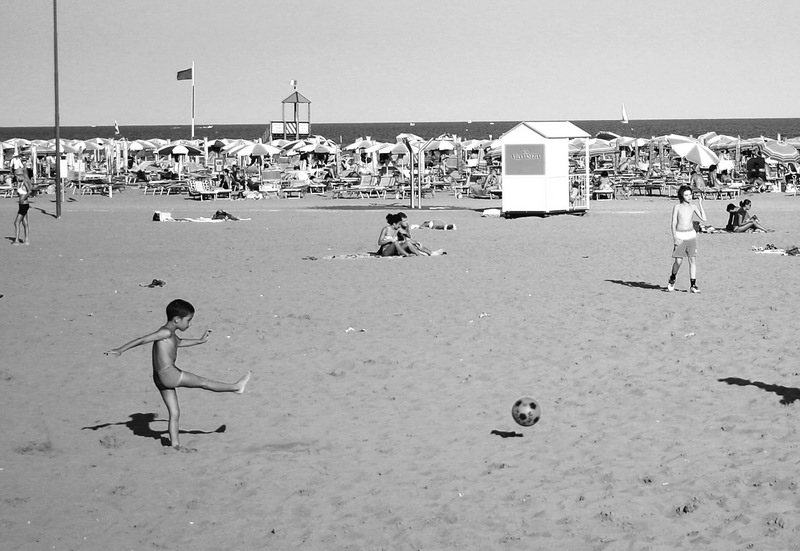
[3,191,800,550]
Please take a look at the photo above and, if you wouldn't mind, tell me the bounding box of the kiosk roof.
[519,121,590,139]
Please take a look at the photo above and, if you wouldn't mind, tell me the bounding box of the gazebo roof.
[282,92,311,104]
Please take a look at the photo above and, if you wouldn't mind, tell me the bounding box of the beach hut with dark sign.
[501,121,591,216]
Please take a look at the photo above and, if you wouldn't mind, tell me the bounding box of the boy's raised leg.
[176,370,252,393]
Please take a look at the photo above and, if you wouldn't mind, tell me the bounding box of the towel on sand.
[751,245,800,256]
[303,250,446,260]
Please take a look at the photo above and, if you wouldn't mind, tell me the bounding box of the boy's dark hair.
[396,211,407,219]
[726,203,736,212]
[166,299,195,320]
[677,185,693,203]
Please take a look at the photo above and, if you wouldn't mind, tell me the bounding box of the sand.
[3,189,800,550]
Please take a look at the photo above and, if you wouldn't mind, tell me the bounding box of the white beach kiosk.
[501,121,591,217]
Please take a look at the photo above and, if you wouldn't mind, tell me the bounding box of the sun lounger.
[703,187,741,200]
[591,188,615,200]
[188,179,230,200]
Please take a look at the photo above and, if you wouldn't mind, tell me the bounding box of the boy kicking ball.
[105,299,251,451]
[668,185,706,293]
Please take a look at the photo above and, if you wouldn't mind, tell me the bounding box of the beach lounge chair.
[371,176,391,199]
[188,179,229,200]
[258,181,280,198]
[335,174,375,199]
[281,170,309,198]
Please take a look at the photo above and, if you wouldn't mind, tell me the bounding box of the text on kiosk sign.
[505,144,545,176]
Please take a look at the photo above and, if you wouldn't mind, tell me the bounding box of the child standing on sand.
[105,299,251,451]
[13,173,31,245]
[668,185,706,293]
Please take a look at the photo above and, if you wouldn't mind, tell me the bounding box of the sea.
[2,119,800,144]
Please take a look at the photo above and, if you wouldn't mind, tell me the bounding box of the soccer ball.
[512,397,541,427]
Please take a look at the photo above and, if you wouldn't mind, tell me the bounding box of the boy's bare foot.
[235,370,252,394]
[170,445,197,453]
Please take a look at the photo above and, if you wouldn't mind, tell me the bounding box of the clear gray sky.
[2,0,798,127]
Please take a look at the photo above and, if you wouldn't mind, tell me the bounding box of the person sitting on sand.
[733,199,774,232]
[378,213,423,257]
[397,212,445,256]
[105,299,251,451]
[724,203,740,232]
[718,169,733,186]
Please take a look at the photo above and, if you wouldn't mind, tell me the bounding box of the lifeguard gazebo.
[269,90,311,141]
[501,121,591,217]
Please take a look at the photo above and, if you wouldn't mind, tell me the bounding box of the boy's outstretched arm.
[695,195,706,221]
[178,329,212,347]
[104,328,171,356]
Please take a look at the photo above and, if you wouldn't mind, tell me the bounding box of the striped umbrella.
[759,139,800,163]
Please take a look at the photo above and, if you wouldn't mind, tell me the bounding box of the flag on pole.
[114,120,120,135]
[290,79,297,89]
[177,68,192,81]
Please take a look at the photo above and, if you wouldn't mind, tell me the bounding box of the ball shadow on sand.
[82,413,226,446]
[718,377,800,405]
[490,429,524,438]
[606,279,665,291]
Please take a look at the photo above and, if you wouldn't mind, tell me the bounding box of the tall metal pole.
[190,61,195,139]
[53,0,62,218]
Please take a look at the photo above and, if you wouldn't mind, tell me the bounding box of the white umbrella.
[344,138,375,151]
[424,139,455,151]
[667,135,719,168]
[129,139,158,152]
[229,142,282,157]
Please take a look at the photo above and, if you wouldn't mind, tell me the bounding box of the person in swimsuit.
[378,213,423,256]
[734,199,773,232]
[397,211,444,256]
[105,299,251,451]
[13,173,31,245]
[668,185,706,293]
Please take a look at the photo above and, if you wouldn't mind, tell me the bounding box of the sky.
[2,0,799,127]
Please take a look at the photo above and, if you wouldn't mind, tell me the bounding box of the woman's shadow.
[82,413,226,447]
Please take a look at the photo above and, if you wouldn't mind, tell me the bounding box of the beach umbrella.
[425,139,455,151]
[129,139,158,152]
[378,142,413,155]
[296,142,336,154]
[759,139,800,163]
[667,136,719,168]
[157,143,202,156]
[229,142,282,157]
[344,138,375,151]
[569,138,616,156]
[707,135,740,151]
[697,131,718,146]
[364,142,389,154]
[595,131,621,141]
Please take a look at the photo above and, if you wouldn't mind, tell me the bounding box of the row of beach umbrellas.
[5,131,800,170]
